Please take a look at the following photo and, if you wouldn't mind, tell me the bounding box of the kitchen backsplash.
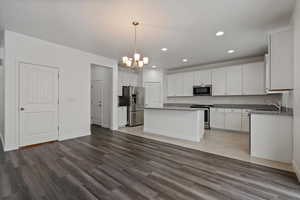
[165,94,282,106]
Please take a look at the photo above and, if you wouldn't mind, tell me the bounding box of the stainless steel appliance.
[193,85,212,96]
[190,104,212,129]
[123,86,145,127]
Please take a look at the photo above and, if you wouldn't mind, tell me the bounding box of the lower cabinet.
[210,108,225,129]
[224,109,242,131]
[250,114,293,163]
[118,106,127,127]
[211,108,249,132]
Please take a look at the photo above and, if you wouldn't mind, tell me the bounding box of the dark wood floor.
[1,125,300,200]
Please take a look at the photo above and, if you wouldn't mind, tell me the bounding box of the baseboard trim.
[0,134,17,152]
[4,144,18,152]
[293,160,300,182]
[59,131,91,141]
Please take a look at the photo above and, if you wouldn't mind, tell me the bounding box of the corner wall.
[293,0,300,180]
[3,30,118,151]
[0,33,4,147]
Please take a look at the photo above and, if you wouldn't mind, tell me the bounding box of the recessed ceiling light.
[227,49,235,54]
[216,31,225,36]
[161,48,168,52]
[182,58,188,63]
[152,65,157,69]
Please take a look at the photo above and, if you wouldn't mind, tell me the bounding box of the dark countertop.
[163,103,293,116]
[144,107,207,111]
[248,108,293,117]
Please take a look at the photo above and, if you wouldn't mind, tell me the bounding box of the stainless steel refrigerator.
[122,86,145,127]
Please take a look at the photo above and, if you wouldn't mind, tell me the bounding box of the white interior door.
[145,82,162,108]
[91,80,103,126]
[19,63,59,147]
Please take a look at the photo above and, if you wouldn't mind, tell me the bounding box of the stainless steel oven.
[193,85,212,96]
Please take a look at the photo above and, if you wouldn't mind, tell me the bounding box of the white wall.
[91,65,112,128]
[293,1,300,179]
[0,48,3,59]
[0,34,4,146]
[3,30,118,151]
[0,66,4,145]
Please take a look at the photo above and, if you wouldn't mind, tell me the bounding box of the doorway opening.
[90,64,113,129]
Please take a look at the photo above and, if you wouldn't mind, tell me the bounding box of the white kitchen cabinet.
[267,28,293,91]
[129,72,138,86]
[175,73,184,96]
[226,66,242,96]
[167,73,184,97]
[212,68,226,96]
[122,72,130,86]
[118,71,139,96]
[243,62,265,95]
[183,72,194,96]
[251,114,293,163]
[224,109,242,131]
[145,82,162,108]
[118,106,127,127]
[241,110,250,132]
[210,108,225,129]
[167,74,176,96]
[194,70,211,86]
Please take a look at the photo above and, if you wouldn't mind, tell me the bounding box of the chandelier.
[121,21,149,69]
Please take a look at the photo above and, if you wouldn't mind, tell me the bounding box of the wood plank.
[0,125,299,200]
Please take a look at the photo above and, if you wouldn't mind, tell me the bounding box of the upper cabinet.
[194,70,211,86]
[212,68,227,96]
[174,73,184,96]
[167,74,176,97]
[243,62,265,95]
[118,70,139,96]
[183,72,194,96]
[226,66,242,96]
[166,61,266,97]
[167,73,184,97]
[267,28,293,91]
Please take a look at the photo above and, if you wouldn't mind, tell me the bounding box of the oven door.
[193,86,212,96]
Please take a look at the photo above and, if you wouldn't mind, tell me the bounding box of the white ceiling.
[0,0,296,69]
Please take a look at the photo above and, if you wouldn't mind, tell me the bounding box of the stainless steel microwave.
[193,85,212,96]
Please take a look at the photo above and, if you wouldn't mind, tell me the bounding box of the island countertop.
[144,106,207,111]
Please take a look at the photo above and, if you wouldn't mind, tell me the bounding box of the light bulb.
[134,53,141,61]
[143,57,149,64]
[126,59,132,67]
[138,61,144,68]
[122,56,128,64]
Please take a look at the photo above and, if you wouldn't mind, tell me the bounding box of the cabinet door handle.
[20,107,25,111]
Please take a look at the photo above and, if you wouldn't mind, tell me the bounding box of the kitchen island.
[144,107,205,142]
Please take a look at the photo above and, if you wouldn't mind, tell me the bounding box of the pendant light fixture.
[121,21,149,69]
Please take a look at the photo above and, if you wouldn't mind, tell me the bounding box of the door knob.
[20,107,25,111]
